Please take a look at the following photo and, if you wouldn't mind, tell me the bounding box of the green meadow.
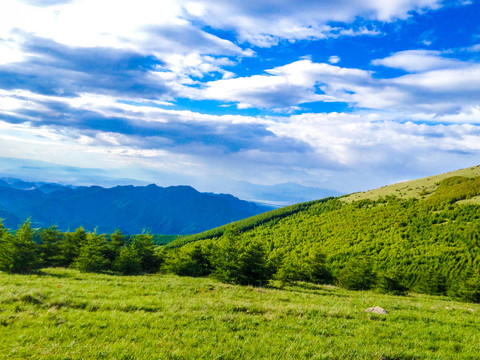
[1,268,479,360]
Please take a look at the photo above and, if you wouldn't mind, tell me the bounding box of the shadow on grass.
[266,281,349,297]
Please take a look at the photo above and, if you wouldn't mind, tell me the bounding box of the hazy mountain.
[0,180,272,234]
[0,157,341,206]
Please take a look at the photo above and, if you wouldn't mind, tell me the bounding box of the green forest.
[2,175,480,303]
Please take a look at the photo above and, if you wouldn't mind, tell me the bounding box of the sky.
[0,0,480,204]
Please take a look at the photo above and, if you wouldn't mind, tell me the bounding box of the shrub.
[74,232,109,273]
[114,247,142,275]
[211,229,270,286]
[337,259,376,291]
[0,220,41,274]
[377,272,408,296]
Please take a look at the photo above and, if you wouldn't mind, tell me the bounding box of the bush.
[114,247,142,275]
[0,220,41,274]
[337,259,376,290]
[73,232,109,273]
[211,229,270,286]
[378,272,408,296]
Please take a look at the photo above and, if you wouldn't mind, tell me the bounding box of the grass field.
[1,268,479,359]
[343,165,480,203]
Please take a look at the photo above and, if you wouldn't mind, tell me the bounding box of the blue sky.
[0,0,480,204]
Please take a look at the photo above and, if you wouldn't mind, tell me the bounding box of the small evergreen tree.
[114,246,142,275]
[165,248,204,277]
[237,240,270,286]
[59,227,87,267]
[377,271,408,296]
[451,271,480,303]
[190,243,213,276]
[73,232,108,273]
[131,233,160,273]
[337,258,376,291]
[165,244,212,277]
[211,229,243,284]
[275,247,331,285]
[0,220,41,273]
[304,247,332,284]
[212,229,270,285]
[275,251,303,284]
[417,267,447,295]
[104,229,126,263]
[39,225,64,267]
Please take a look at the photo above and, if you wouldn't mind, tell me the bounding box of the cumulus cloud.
[197,52,480,118]
[371,50,464,72]
[197,60,370,109]
[185,0,440,46]
[0,0,252,94]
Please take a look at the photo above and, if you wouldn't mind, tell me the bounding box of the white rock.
[364,306,388,314]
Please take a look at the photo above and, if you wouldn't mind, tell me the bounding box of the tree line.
[0,222,161,275]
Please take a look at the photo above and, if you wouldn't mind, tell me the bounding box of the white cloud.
[0,0,251,84]
[184,0,440,46]
[195,52,480,118]
[372,50,464,72]
[468,44,480,52]
[2,99,479,194]
[197,60,370,109]
[328,56,341,64]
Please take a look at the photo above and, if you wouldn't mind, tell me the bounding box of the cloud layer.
[0,0,479,200]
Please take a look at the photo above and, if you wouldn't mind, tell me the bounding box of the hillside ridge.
[343,165,480,203]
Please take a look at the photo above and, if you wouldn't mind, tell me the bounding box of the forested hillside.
[163,170,480,301]
[2,168,480,303]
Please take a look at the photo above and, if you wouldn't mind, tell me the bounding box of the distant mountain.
[0,157,342,207]
[0,179,272,234]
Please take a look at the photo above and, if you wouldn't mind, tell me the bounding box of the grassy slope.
[1,268,479,360]
[343,165,480,203]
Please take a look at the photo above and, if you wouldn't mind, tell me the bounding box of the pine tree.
[337,258,376,290]
[304,247,332,284]
[74,232,108,273]
[104,229,126,263]
[237,240,269,286]
[211,229,243,284]
[131,233,160,273]
[275,251,303,284]
[114,246,142,275]
[59,227,87,267]
[0,220,41,273]
[39,226,63,267]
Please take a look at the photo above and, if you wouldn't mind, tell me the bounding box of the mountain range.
[0,178,271,234]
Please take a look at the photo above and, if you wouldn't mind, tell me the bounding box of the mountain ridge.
[0,179,272,234]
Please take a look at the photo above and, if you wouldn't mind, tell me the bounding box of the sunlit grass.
[1,268,479,359]
[343,165,480,203]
